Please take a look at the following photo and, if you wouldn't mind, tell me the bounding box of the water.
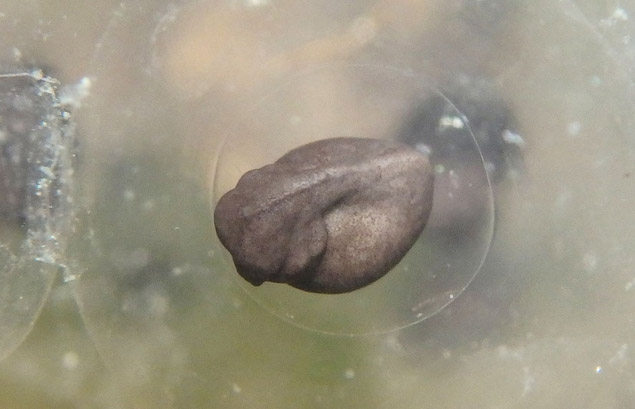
[0,0,634,408]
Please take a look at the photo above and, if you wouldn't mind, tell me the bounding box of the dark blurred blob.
[397,75,523,240]
[398,75,523,185]
[396,74,526,352]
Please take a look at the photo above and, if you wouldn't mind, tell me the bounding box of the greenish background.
[1,0,635,408]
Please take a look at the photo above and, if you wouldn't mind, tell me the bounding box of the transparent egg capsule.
[212,64,496,335]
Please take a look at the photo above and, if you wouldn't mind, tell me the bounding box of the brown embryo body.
[214,137,434,294]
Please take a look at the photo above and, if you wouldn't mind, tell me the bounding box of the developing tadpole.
[214,137,434,294]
